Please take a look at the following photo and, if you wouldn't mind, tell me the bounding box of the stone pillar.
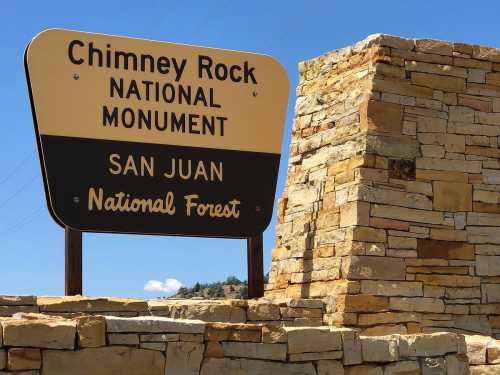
[266,34,500,337]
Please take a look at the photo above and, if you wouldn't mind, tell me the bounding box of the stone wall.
[0,311,478,375]
[266,34,500,338]
[0,296,324,326]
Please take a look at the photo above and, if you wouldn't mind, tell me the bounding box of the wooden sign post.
[64,227,82,295]
[25,29,288,298]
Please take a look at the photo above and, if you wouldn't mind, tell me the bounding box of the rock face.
[266,33,500,337]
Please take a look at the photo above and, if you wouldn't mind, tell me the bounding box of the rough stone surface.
[42,346,165,375]
[165,342,204,375]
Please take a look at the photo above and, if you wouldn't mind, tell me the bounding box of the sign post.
[25,29,289,296]
[65,227,82,295]
[247,233,264,298]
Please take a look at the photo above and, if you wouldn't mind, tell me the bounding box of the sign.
[25,29,289,238]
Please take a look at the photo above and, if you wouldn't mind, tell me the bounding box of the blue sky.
[1,0,499,298]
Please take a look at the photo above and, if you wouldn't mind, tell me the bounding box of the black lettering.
[189,114,200,134]
[244,61,257,84]
[88,42,103,67]
[68,40,84,65]
[102,106,118,127]
[115,50,138,71]
[110,77,123,98]
[229,65,242,82]
[121,108,135,128]
[215,64,228,80]
[171,113,186,132]
[140,54,155,72]
[198,55,213,79]
[157,56,170,74]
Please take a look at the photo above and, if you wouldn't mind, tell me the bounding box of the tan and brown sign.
[25,29,289,237]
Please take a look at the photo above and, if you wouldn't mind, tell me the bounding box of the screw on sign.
[25,29,289,297]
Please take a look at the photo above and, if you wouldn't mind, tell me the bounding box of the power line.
[0,206,45,238]
[0,151,35,187]
[0,174,39,211]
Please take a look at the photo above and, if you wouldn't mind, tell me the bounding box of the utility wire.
[0,206,44,238]
[0,152,35,187]
[0,174,39,211]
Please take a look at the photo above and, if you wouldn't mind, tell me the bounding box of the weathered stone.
[360,281,422,297]
[0,350,4,370]
[390,298,444,313]
[341,329,362,365]
[7,348,40,370]
[415,274,480,287]
[200,358,316,375]
[344,365,383,375]
[361,336,399,362]
[105,316,205,333]
[42,346,165,375]
[341,256,405,280]
[371,204,443,225]
[247,301,281,321]
[2,317,76,349]
[399,332,458,357]
[0,296,36,306]
[140,333,179,342]
[286,327,342,354]
[108,333,139,345]
[76,315,105,348]
[360,100,402,135]
[470,364,500,375]
[262,325,287,343]
[165,342,204,375]
[38,296,147,312]
[334,295,389,313]
[433,181,472,211]
[420,357,445,375]
[383,360,420,375]
[317,360,344,375]
[205,323,261,342]
[221,342,286,361]
[415,39,453,56]
[358,312,421,326]
[412,72,465,93]
[465,335,491,364]
[417,239,474,260]
[476,255,500,276]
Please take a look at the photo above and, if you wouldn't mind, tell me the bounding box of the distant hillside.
[169,274,268,299]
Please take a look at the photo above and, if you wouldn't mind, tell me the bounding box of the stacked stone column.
[266,34,500,338]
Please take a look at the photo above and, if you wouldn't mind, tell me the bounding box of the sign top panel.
[26,29,289,154]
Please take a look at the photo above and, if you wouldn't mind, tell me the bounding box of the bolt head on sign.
[25,29,289,238]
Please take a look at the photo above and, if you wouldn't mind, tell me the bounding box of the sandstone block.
[76,315,106,348]
[358,312,421,326]
[417,239,474,260]
[42,346,165,375]
[340,201,370,227]
[476,255,500,276]
[415,39,453,56]
[484,284,500,302]
[433,181,472,212]
[335,295,389,313]
[105,316,205,333]
[316,360,344,375]
[412,72,465,93]
[465,335,491,364]
[200,358,316,375]
[0,296,36,306]
[361,336,399,362]
[360,281,423,297]
[7,348,40,370]
[360,100,402,135]
[390,297,444,313]
[108,333,139,345]
[141,333,179,342]
[420,357,445,375]
[383,360,420,375]
[0,350,4,370]
[2,317,76,349]
[341,329,362,365]
[221,342,286,361]
[286,327,342,354]
[205,323,261,342]
[165,342,204,375]
[262,325,287,343]
[344,365,383,375]
[469,364,500,375]
[38,296,148,312]
[247,301,281,321]
[415,274,480,287]
[399,332,458,357]
[341,256,405,280]
[371,204,443,225]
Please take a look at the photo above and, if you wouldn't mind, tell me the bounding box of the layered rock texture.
[266,33,500,338]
